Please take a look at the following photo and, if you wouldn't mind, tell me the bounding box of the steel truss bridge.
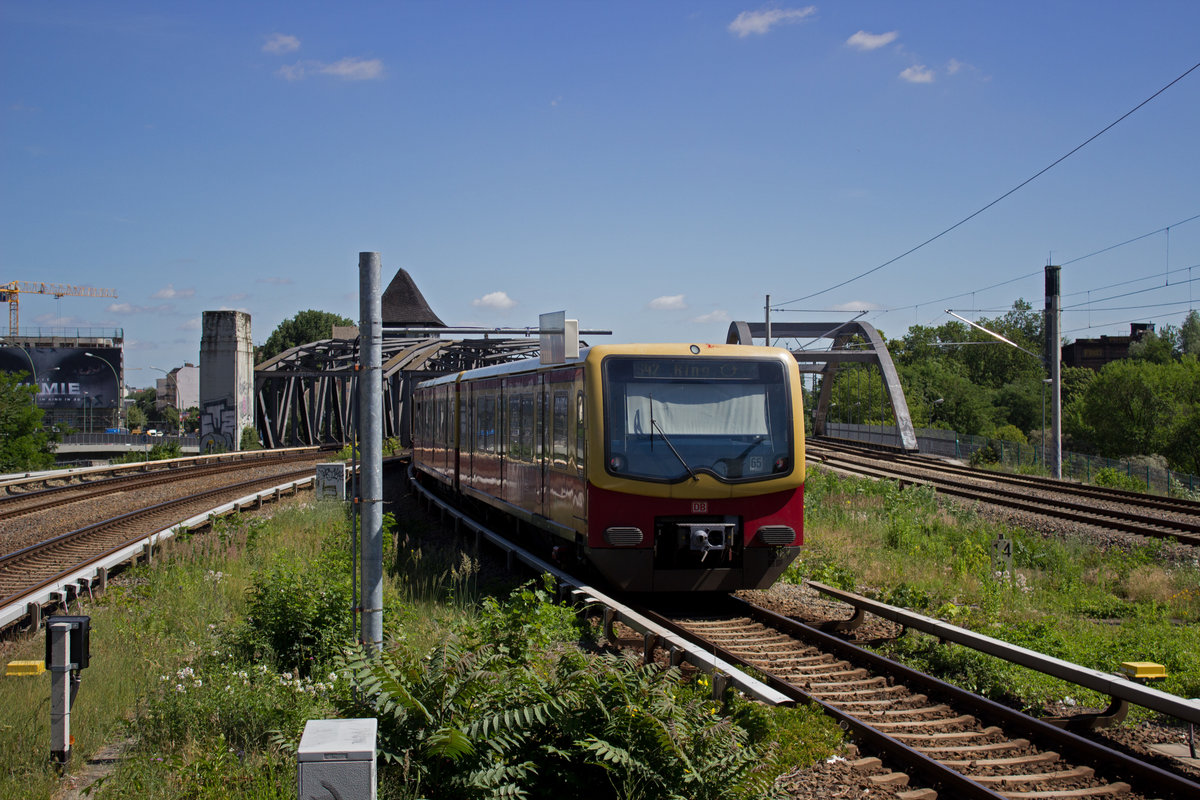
[255,334,558,450]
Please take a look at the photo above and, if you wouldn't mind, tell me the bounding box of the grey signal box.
[298,718,377,800]
[315,462,348,501]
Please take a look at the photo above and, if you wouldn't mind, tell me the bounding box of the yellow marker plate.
[1119,661,1167,680]
[5,660,46,677]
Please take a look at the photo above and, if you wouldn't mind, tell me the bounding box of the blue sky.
[3,2,1198,384]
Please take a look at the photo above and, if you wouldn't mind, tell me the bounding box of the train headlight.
[773,455,789,472]
[604,526,643,546]
[609,454,627,472]
[757,525,796,545]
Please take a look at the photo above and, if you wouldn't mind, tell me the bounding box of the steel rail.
[728,596,1200,800]
[812,452,1200,544]
[0,445,323,494]
[811,439,1200,516]
[639,604,1008,800]
[808,580,1200,727]
[0,475,317,631]
[0,451,323,520]
[0,466,322,602]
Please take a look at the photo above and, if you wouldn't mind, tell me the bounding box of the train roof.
[415,342,796,389]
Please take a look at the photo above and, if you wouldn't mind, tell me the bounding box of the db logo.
[691,501,708,513]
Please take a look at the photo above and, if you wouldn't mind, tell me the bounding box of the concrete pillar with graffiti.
[199,310,254,452]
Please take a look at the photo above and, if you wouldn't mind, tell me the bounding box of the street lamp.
[0,338,37,384]
[149,366,179,434]
[84,352,122,429]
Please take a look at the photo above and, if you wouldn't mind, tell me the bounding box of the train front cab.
[581,344,806,592]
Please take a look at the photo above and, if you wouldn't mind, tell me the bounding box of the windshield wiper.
[649,393,698,481]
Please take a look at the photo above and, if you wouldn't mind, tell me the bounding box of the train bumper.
[588,545,801,592]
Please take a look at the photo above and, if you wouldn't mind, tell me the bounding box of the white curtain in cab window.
[624,383,769,436]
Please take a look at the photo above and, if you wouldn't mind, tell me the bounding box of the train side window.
[519,394,534,462]
[478,395,494,454]
[552,390,569,466]
[575,391,586,467]
[508,391,521,459]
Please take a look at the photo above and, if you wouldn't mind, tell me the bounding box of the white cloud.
[829,300,881,312]
[649,294,687,311]
[845,30,898,51]
[257,276,293,285]
[728,6,816,37]
[691,310,731,324]
[321,57,384,80]
[947,58,963,75]
[107,302,171,315]
[899,64,935,84]
[263,33,300,54]
[180,317,202,331]
[151,284,195,300]
[277,57,385,81]
[472,291,517,310]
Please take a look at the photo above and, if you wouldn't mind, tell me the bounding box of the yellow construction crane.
[1,281,119,334]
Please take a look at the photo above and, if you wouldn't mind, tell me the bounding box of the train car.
[412,342,805,592]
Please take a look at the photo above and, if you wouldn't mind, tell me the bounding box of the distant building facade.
[1062,323,1154,370]
[156,363,199,411]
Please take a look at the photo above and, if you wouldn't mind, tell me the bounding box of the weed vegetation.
[2,497,842,800]
[785,467,1200,714]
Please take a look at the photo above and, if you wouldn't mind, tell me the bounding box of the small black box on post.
[44,615,91,670]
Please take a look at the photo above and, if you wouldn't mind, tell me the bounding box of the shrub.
[1093,467,1145,492]
[231,548,353,675]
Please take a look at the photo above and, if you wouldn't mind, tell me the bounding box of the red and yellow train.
[412,342,805,592]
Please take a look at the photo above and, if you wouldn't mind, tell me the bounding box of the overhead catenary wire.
[775,60,1200,308]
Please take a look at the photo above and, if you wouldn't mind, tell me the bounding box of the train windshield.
[602,356,793,483]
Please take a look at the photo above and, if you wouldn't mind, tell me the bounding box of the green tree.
[1128,328,1175,364]
[1066,358,1200,470]
[127,404,147,431]
[258,309,354,363]
[0,371,58,471]
[1179,310,1200,357]
[181,405,200,434]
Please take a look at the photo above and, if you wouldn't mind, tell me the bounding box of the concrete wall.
[199,311,254,451]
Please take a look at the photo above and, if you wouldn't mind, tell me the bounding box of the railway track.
[807,440,1200,546]
[0,465,321,609]
[647,595,1200,800]
[407,471,1199,799]
[0,449,323,522]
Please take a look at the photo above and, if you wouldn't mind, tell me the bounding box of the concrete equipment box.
[298,718,377,800]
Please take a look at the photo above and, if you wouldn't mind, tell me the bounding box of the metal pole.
[358,252,384,653]
[49,622,72,764]
[1045,266,1062,479]
[764,294,771,345]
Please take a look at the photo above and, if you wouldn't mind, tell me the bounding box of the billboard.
[0,346,122,409]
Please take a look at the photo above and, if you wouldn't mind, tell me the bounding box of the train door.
[456,382,468,492]
[537,374,547,517]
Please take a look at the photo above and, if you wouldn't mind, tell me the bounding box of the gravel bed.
[0,461,319,557]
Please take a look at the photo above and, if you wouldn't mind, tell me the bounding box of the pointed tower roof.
[381,268,445,328]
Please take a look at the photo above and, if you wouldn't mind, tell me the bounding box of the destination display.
[0,346,122,409]
[625,358,766,381]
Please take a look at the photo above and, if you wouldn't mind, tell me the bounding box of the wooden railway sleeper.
[994,783,1131,799]
[871,714,978,731]
[938,751,1061,769]
[971,766,1095,788]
